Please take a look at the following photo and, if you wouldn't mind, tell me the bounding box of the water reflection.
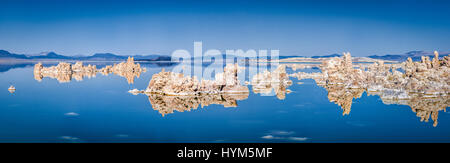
[288,52,449,126]
[369,92,448,127]
[251,65,293,100]
[8,85,15,94]
[147,93,249,117]
[323,85,365,115]
[24,53,450,126]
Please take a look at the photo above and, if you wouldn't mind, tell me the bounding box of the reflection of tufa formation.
[368,92,448,127]
[33,57,146,83]
[251,65,293,100]
[98,57,145,84]
[289,52,449,126]
[131,63,297,116]
[34,62,97,83]
[147,94,248,117]
[324,85,365,116]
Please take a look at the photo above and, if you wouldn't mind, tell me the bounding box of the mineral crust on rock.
[33,57,146,83]
[251,65,293,100]
[100,57,146,84]
[145,63,248,95]
[33,62,84,83]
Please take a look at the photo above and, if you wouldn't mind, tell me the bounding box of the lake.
[0,61,449,143]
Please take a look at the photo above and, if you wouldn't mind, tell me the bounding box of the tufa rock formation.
[33,57,146,83]
[289,52,449,126]
[131,63,251,116]
[8,85,15,94]
[368,91,448,127]
[251,65,293,100]
[100,57,146,84]
[144,63,248,95]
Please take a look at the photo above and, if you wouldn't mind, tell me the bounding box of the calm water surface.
[0,62,449,142]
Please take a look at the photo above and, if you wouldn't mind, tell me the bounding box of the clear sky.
[1,0,450,56]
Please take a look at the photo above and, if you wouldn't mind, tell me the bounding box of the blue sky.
[1,0,450,56]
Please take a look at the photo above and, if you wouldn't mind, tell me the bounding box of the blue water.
[0,62,449,143]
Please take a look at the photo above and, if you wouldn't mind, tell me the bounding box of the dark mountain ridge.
[1,49,448,62]
[0,50,171,61]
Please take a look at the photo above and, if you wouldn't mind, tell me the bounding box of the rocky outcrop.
[33,62,79,83]
[320,52,368,88]
[129,63,250,116]
[399,53,450,96]
[443,55,450,67]
[289,52,449,124]
[99,65,113,75]
[33,57,146,83]
[292,51,449,96]
[100,57,145,84]
[72,61,97,73]
[251,65,293,100]
[324,85,365,115]
[368,92,448,127]
[145,63,248,95]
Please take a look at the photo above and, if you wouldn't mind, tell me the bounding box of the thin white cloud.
[270,130,295,135]
[60,136,83,143]
[261,135,282,139]
[262,131,309,142]
[64,112,79,116]
[288,137,309,141]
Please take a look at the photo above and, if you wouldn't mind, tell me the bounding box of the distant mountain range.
[298,51,448,61]
[311,53,342,58]
[0,49,448,62]
[367,51,449,61]
[0,50,171,61]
